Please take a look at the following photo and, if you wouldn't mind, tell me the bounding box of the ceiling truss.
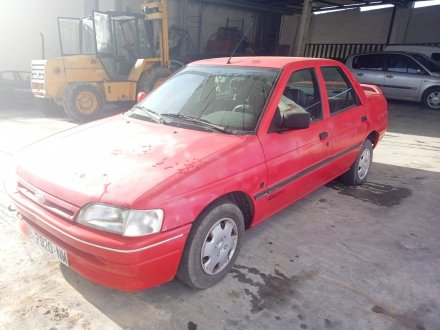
[205,0,415,14]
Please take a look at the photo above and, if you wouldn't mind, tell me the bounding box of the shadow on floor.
[387,100,440,138]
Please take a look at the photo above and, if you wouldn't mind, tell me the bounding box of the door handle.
[356,73,364,76]
[319,132,329,140]
[361,115,368,122]
[385,74,394,78]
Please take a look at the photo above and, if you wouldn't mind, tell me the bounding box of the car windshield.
[411,53,440,73]
[127,65,279,133]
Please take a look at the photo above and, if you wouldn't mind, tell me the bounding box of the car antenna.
[226,19,254,64]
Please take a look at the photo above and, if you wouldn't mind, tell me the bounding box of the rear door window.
[352,54,384,71]
[321,66,359,115]
[386,54,423,74]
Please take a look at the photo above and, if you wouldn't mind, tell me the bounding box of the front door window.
[279,68,323,121]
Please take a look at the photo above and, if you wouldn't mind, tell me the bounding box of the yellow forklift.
[31,0,172,121]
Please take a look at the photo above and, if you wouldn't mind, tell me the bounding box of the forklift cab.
[58,12,155,80]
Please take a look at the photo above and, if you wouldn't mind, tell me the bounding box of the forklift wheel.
[64,85,103,122]
[137,67,172,95]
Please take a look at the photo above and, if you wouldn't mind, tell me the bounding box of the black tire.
[34,98,64,117]
[176,200,245,289]
[341,139,373,186]
[422,87,440,110]
[63,84,104,122]
[137,67,172,94]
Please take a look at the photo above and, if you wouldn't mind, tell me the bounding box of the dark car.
[0,71,33,107]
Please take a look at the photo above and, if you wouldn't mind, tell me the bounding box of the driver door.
[257,65,333,220]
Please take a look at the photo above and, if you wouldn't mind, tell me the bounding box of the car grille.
[16,178,78,222]
[31,62,46,84]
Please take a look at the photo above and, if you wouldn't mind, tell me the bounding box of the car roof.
[189,56,340,69]
[385,45,440,51]
[346,51,428,59]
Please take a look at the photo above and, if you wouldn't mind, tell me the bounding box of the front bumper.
[6,179,191,291]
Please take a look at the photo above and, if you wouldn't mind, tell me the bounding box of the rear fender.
[360,84,383,95]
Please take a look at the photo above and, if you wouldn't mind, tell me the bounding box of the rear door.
[382,54,424,101]
[14,72,33,102]
[320,65,368,177]
[350,54,385,87]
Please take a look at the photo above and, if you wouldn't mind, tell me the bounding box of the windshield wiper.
[132,105,166,124]
[162,113,231,134]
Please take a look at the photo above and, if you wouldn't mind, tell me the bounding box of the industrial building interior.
[0,1,439,329]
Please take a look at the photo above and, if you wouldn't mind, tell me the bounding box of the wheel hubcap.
[201,218,238,275]
[76,91,98,115]
[358,148,371,180]
[427,92,440,109]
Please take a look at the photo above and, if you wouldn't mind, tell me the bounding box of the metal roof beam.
[311,0,413,11]
[200,0,299,14]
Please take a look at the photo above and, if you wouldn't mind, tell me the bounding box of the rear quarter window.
[431,53,440,62]
[352,54,384,71]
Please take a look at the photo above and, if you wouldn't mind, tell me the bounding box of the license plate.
[28,227,69,266]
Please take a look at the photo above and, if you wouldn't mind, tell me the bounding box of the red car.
[5,57,387,291]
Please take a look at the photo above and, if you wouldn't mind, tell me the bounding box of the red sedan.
[6,57,387,291]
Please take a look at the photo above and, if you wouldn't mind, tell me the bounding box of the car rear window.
[352,54,384,71]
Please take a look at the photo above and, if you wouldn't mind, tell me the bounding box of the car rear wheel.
[341,139,373,186]
[176,200,244,289]
[422,87,440,110]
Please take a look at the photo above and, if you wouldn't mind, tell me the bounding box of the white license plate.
[28,227,69,266]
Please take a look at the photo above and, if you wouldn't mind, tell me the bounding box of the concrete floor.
[0,101,439,330]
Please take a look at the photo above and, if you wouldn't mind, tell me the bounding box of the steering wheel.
[232,104,252,113]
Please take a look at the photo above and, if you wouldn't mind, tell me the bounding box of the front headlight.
[77,203,163,237]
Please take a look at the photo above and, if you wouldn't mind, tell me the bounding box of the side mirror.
[282,110,311,130]
[137,91,147,103]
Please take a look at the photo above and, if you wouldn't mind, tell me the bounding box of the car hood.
[16,115,244,208]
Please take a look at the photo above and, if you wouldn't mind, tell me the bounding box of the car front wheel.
[176,200,244,289]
